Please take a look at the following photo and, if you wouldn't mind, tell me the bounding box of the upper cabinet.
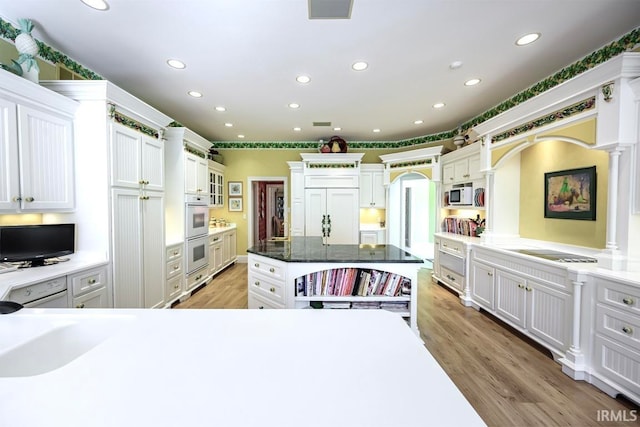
[360,164,386,208]
[111,123,164,192]
[440,143,485,211]
[442,150,482,185]
[0,73,77,212]
[209,160,225,208]
[184,152,208,197]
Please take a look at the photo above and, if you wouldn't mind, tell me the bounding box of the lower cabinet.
[591,276,640,403]
[470,247,571,357]
[209,227,236,277]
[248,255,286,309]
[165,243,184,303]
[209,234,223,276]
[360,230,385,245]
[68,265,110,309]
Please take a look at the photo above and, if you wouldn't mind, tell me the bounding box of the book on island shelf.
[296,268,410,297]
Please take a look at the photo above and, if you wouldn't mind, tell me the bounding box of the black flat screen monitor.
[0,224,75,267]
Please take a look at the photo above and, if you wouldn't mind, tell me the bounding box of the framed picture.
[228,181,242,196]
[228,197,243,212]
[544,166,596,220]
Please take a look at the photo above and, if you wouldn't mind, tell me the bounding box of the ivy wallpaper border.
[0,17,638,149]
[108,103,160,139]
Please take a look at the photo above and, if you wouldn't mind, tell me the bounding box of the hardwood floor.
[174,263,638,426]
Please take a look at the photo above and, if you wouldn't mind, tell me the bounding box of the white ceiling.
[1,0,639,143]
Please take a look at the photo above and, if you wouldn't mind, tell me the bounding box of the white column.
[605,148,622,251]
[562,278,587,380]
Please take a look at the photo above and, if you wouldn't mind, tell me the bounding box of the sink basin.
[0,314,135,377]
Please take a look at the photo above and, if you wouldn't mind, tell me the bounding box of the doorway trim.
[247,176,289,250]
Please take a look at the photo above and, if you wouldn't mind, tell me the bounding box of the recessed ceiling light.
[333,127,341,131]
[414,120,424,125]
[224,123,233,127]
[352,61,368,71]
[296,75,311,84]
[81,0,109,10]
[289,103,300,109]
[293,127,301,131]
[449,61,463,70]
[238,134,245,138]
[188,91,203,98]
[215,106,226,112]
[372,128,381,133]
[464,78,481,86]
[166,59,186,69]
[433,102,445,109]
[516,32,541,46]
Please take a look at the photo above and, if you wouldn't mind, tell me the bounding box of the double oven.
[185,196,209,276]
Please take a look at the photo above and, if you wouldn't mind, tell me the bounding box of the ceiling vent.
[313,121,332,127]
[308,0,353,19]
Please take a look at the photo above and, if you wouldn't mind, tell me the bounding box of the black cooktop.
[509,249,597,263]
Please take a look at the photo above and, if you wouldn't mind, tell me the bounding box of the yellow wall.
[518,139,608,248]
[360,208,386,225]
[0,38,57,80]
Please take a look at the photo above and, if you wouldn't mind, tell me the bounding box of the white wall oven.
[186,234,209,274]
[185,201,209,275]
[186,202,209,239]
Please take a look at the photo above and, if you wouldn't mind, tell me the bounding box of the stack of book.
[379,301,409,312]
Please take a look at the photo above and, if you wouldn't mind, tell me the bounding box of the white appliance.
[8,277,68,308]
[186,234,209,274]
[186,201,209,239]
[449,187,473,206]
[185,200,210,275]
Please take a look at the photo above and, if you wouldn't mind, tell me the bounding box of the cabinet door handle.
[623,297,634,305]
[173,265,179,270]
[139,180,145,185]
[88,278,97,285]
[518,283,525,289]
[525,286,532,292]
[174,283,180,289]
[258,306,264,309]
[25,197,34,202]
[173,250,179,255]
[12,196,22,202]
[269,287,275,293]
[254,281,260,286]
[76,303,85,309]
[487,272,493,277]
[254,263,260,268]
[622,326,633,335]
[269,267,275,273]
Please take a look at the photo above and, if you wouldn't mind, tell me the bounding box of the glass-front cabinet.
[209,161,225,207]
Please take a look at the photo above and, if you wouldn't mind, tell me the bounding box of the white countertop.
[209,223,236,235]
[0,252,108,300]
[359,224,385,231]
[0,308,485,427]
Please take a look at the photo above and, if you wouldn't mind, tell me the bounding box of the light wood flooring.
[175,263,639,426]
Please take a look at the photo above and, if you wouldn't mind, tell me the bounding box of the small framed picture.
[228,197,243,212]
[228,181,243,196]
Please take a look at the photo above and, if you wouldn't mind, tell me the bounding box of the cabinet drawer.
[248,292,284,310]
[70,266,107,297]
[439,238,464,256]
[249,273,285,305]
[166,274,183,301]
[209,233,223,245]
[439,266,463,292]
[166,244,183,261]
[186,269,208,291]
[166,258,183,280]
[249,257,285,280]
[597,279,640,316]
[73,286,108,309]
[597,304,640,351]
[594,334,640,394]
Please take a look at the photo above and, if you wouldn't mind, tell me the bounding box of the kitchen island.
[0,308,485,427]
[247,237,424,332]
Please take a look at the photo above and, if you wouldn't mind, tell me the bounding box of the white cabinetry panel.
[0,98,19,210]
[142,192,165,308]
[305,188,359,244]
[111,124,142,189]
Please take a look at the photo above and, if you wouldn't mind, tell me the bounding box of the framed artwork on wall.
[228,181,243,196]
[544,166,596,220]
[228,197,243,212]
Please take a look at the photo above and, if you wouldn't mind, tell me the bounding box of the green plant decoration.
[15,18,39,73]
[0,59,23,76]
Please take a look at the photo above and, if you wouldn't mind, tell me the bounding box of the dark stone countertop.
[247,237,423,263]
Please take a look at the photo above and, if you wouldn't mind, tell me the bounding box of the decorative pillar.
[562,278,587,380]
[605,148,622,251]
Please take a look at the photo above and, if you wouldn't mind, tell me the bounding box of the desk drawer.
[597,278,640,316]
[70,266,107,297]
[439,266,463,292]
[166,258,183,280]
[597,304,640,351]
[249,273,285,305]
[439,238,464,256]
[249,257,285,280]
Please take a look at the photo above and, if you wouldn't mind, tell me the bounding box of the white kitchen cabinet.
[208,161,225,207]
[68,265,110,309]
[432,235,467,296]
[184,152,208,196]
[495,269,527,328]
[112,188,165,308]
[110,123,164,192]
[0,81,76,212]
[223,229,237,267]
[470,261,494,310]
[288,162,305,237]
[305,188,359,244]
[360,164,386,208]
[209,233,224,276]
[360,229,385,245]
[165,243,184,303]
[442,153,481,185]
